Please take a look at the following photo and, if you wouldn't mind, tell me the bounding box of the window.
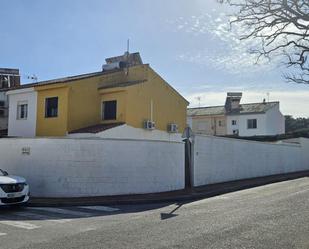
[197,121,207,131]
[232,120,237,125]
[102,100,117,120]
[247,119,257,129]
[218,120,224,127]
[0,101,5,107]
[0,110,4,117]
[45,97,58,118]
[17,102,28,119]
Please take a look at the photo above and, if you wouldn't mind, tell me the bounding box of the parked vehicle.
[0,169,29,206]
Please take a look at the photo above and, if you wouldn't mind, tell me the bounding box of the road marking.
[212,196,230,200]
[14,211,72,224]
[27,207,92,217]
[77,206,119,212]
[0,221,41,230]
[80,227,97,232]
[0,233,7,236]
[286,188,309,197]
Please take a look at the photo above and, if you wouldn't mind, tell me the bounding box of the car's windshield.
[0,169,8,176]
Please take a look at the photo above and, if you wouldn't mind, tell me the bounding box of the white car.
[0,169,30,206]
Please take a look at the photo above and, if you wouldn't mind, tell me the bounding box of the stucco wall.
[190,115,226,136]
[193,135,309,186]
[125,66,188,133]
[35,85,69,136]
[0,138,185,197]
[31,64,187,136]
[226,113,267,136]
[7,88,37,137]
[264,104,285,135]
[226,104,285,136]
[67,124,183,142]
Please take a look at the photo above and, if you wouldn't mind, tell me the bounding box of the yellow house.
[7,53,189,137]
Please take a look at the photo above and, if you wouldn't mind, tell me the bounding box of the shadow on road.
[160,203,183,220]
[0,202,183,222]
[1,172,308,222]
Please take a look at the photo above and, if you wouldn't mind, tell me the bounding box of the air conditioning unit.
[232,129,239,135]
[168,123,178,133]
[143,120,155,130]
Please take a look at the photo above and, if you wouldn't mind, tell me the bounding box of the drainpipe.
[150,99,153,122]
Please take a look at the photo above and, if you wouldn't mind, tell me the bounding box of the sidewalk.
[28,170,309,207]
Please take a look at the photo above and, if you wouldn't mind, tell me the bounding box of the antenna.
[26,74,38,83]
[125,39,130,75]
[266,92,270,102]
[196,96,201,107]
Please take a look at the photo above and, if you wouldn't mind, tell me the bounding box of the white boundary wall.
[193,135,309,186]
[67,124,183,142]
[0,138,185,197]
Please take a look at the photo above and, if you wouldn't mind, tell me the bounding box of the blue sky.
[1,0,308,117]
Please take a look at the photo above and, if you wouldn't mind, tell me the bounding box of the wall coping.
[0,137,184,145]
[193,134,304,148]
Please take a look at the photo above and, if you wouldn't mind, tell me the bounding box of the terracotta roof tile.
[188,102,279,116]
[69,123,125,134]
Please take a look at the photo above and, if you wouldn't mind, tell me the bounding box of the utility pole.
[196,96,201,107]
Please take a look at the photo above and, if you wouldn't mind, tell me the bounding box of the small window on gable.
[232,120,237,125]
[45,97,58,118]
[17,102,28,120]
[247,119,257,129]
[102,100,117,120]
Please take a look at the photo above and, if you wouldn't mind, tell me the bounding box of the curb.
[27,170,309,207]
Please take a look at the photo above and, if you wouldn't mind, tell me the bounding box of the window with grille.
[247,119,257,129]
[45,97,58,118]
[17,102,28,120]
[102,100,117,120]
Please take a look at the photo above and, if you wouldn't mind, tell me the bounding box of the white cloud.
[171,12,283,74]
[186,90,309,117]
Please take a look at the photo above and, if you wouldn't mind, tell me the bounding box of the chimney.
[225,92,242,112]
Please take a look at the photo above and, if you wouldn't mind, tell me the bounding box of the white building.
[188,92,285,137]
[6,87,37,137]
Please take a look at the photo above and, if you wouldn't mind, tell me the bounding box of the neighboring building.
[0,68,20,133]
[7,52,189,137]
[188,92,285,137]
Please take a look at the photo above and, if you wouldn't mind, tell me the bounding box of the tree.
[220,0,309,84]
[285,115,309,132]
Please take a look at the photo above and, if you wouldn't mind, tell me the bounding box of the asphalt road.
[0,177,308,249]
